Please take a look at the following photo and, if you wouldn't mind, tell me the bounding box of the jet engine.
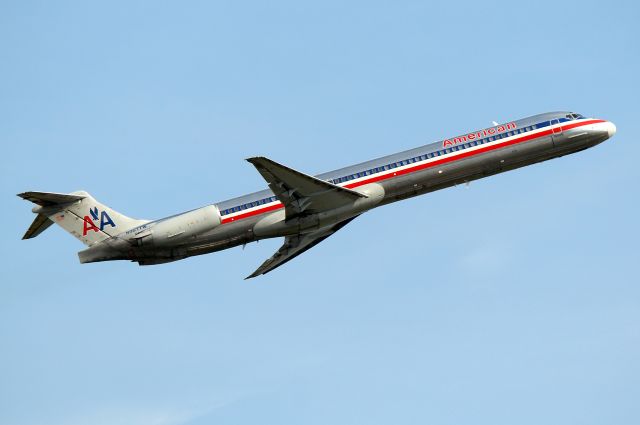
[133,205,221,247]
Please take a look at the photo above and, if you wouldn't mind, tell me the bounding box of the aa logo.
[82,207,116,236]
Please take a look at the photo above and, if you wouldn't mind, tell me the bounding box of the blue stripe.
[220,119,564,216]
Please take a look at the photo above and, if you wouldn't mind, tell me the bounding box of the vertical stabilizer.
[18,191,148,246]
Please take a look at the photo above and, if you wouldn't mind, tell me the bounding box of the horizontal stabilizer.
[22,213,54,239]
[17,191,85,207]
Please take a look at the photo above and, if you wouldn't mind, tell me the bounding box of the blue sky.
[1,1,639,424]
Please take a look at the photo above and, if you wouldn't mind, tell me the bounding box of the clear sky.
[1,1,639,424]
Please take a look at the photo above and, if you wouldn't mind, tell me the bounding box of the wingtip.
[245,156,265,163]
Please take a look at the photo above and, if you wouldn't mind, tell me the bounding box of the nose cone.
[605,121,617,138]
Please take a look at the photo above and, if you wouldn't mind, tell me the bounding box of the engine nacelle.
[134,205,221,247]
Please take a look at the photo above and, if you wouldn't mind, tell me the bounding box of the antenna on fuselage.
[492,121,499,126]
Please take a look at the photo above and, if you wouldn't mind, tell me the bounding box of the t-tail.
[18,191,148,246]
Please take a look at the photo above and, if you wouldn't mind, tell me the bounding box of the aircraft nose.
[605,121,617,138]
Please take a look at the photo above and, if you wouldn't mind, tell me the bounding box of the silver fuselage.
[82,111,616,265]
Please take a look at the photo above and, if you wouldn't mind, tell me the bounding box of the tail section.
[18,191,148,246]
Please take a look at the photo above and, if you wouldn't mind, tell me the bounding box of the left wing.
[246,215,358,279]
[246,156,366,219]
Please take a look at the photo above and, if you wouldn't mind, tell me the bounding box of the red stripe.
[221,202,283,223]
[220,119,604,224]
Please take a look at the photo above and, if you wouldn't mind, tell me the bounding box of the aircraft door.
[551,118,563,146]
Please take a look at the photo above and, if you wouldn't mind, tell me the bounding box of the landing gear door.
[551,118,563,146]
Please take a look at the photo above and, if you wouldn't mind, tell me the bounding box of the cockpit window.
[571,113,584,119]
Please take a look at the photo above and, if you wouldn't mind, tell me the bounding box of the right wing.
[246,215,358,279]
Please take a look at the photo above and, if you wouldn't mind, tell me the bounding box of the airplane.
[18,111,616,279]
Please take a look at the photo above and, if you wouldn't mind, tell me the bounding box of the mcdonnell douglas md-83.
[19,112,616,278]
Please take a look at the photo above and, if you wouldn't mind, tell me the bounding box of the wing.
[245,215,358,279]
[246,156,366,218]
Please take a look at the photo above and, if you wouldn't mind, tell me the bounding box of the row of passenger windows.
[221,196,278,215]
[220,118,572,216]
[326,123,546,185]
